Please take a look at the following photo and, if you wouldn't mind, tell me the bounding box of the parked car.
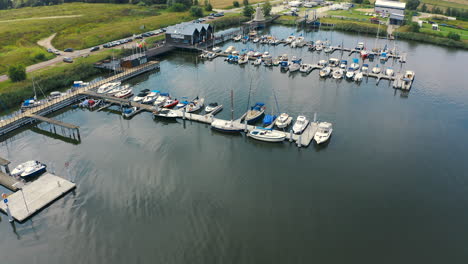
[90,46,100,52]
[47,48,53,53]
[64,48,74,52]
[63,57,73,63]
[103,43,110,48]
[142,33,151,37]
[127,38,133,42]
[54,50,61,55]
[135,35,143,39]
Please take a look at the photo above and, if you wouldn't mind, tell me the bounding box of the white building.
[374,0,406,16]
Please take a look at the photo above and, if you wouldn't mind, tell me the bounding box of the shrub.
[406,0,420,10]
[243,4,254,17]
[205,3,212,11]
[233,1,239,7]
[171,3,187,12]
[409,22,419,32]
[243,0,248,6]
[262,1,272,17]
[447,31,461,41]
[8,65,27,82]
[190,6,203,17]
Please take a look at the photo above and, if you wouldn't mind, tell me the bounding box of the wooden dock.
[26,114,79,129]
[0,173,76,222]
[0,171,19,191]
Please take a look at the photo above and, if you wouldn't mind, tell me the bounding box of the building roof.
[166,22,211,36]
[375,0,406,10]
[390,13,405,20]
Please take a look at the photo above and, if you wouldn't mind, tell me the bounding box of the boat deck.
[0,173,76,222]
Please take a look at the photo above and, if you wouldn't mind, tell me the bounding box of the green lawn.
[420,23,468,40]
[419,0,468,10]
[327,9,371,20]
[0,3,195,75]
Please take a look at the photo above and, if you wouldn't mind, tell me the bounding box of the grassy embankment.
[419,0,467,10]
[0,50,121,111]
[210,0,266,9]
[0,3,194,75]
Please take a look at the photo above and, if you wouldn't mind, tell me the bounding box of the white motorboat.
[339,60,348,69]
[233,35,242,42]
[328,58,339,67]
[318,60,327,68]
[332,69,344,79]
[253,37,260,43]
[292,115,309,134]
[253,51,262,57]
[153,93,171,107]
[205,102,220,113]
[225,46,235,53]
[263,57,273,67]
[132,89,150,102]
[319,67,332,77]
[345,69,355,79]
[79,99,101,109]
[362,64,369,72]
[114,88,133,98]
[142,91,159,104]
[207,52,218,60]
[211,119,243,133]
[108,84,130,95]
[153,108,179,118]
[275,113,292,129]
[405,70,415,81]
[314,122,333,144]
[49,91,65,99]
[289,61,301,72]
[212,46,221,53]
[385,68,394,76]
[349,63,360,71]
[97,82,120,94]
[356,42,365,50]
[372,65,381,74]
[291,41,297,48]
[249,128,286,143]
[286,35,296,44]
[238,55,249,64]
[324,46,333,53]
[11,160,47,179]
[122,106,139,118]
[299,64,312,74]
[185,97,204,112]
[280,54,288,61]
[354,72,364,82]
[296,36,306,47]
[261,51,271,59]
[253,57,262,66]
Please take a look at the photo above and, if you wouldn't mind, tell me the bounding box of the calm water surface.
[0,26,468,264]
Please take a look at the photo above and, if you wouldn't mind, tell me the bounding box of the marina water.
[0,25,468,263]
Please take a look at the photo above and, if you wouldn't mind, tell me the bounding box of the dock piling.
[289,130,293,142]
[5,204,13,223]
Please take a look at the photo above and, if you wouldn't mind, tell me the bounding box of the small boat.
[292,115,309,134]
[253,57,262,66]
[314,122,333,144]
[253,37,260,43]
[354,72,364,82]
[132,90,150,102]
[289,58,301,72]
[153,108,179,119]
[207,52,217,60]
[315,44,323,51]
[249,128,286,143]
[349,63,360,71]
[339,60,348,69]
[261,51,271,59]
[324,46,333,53]
[345,69,355,79]
[294,36,305,47]
[362,64,369,72]
[212,46,221,53]
[405,70,415,81]
[21,98,44,111]
[372,65,381,74]
[263,57,273,67]
[280,54,288,61]
[225,46,235,53]
[49,91,64,99]
[275,113,292,128]
[380,52,388,62]
[122,106,139,118]
[280,61,289,72]
[332,69,344,79]
[272,58,280,66]
[211,119,243,133]
[402,70,415,90]
[73,81,89,88]
[142,90,160,104]
[319,67,332,77]
[328,58,339,67]
[163,99,179,108]
[114,88,133,98]
[356,42,365,50]
[176,100,190,109]
[253,51,262,57]
[262,114,277,126]
[185,97,204,113]
[245,102,266,123]
[108,84,130,95]
[153,93,170,107]
[79,99,101,109]
[238,55,249,64]
[299,64,313,74]
[233,35,242,42]
[360,50,368,59]
[11,160,47,179]
[318,59,328,67]
[97,82,120,94]
[385,67,394,76]
[285,35,296,44]
[247,50,255,57]
[205,102,219,113]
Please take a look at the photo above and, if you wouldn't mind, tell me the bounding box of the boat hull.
[20,166,46,179]
[249,134,285,142]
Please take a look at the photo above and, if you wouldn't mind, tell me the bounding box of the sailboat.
[21,77,46,111]
[245,102,266,123]
[211,90,243,133]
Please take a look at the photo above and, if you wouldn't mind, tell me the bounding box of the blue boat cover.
[123,108,133,114]
[280,61,288,67]
[341,60,347,63]
[292,59,302,64]
[381,52,387,57]
[352,58,359,63]
[160,92,169,96]
[181,100,190,104]
[263,115,276,125]
[363,64,369,67]
[152,90,160,93]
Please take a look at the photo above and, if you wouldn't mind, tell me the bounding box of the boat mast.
[230,89,234,121]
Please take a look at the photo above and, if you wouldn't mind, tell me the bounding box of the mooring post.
[297,134,302,148]
[53,126,56,134]
[182,108,186,120]
[289,130,293,142]
[5,203,13,223]
[77,129,81,141]
[244,120,248,132]
[313,112,317,123]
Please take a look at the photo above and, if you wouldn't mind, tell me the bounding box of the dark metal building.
[165,23,213,46]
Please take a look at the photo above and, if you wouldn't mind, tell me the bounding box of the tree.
[421,3,426,12]
[193,0,198,5]
[262,1,272,17]
[406,0,419,11]
[171,2,187,11]
[352,0,363,4]
[409,22,419,32]
[243,4,254,17]
[205,2,212,11]
[242,0,248,6]
[190,6,203,17]
[447,31,460,41]
[233,0,239,7]
[8,65,26,82]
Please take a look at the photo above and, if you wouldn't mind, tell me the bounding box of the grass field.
[326,9,373,20]
[210,0,267,9]
[419,23,468,41]
[420,0,467,10]
[0,3,194,75]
